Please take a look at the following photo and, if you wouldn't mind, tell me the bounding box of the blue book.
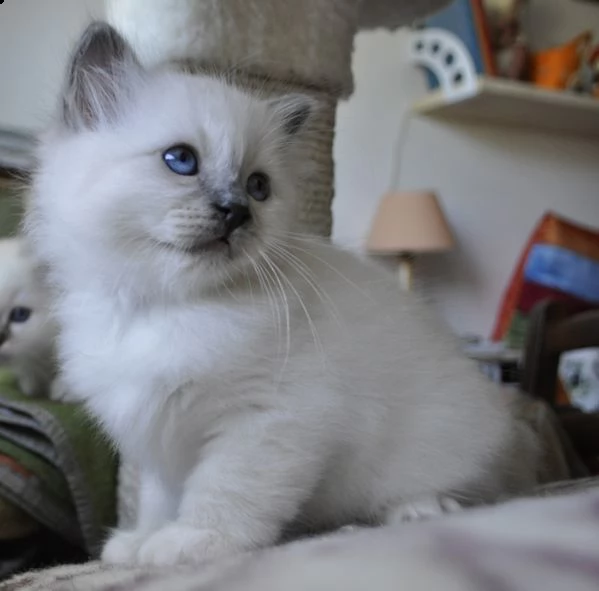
[423,0,494,89]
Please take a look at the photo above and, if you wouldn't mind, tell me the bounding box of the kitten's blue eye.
[162,145,199,176]
[9,307,31,323]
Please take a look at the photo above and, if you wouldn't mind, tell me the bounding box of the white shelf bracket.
[408,28,478,99]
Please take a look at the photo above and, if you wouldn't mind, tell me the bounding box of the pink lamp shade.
[367,191,455,254]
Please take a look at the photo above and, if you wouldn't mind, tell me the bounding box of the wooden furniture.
[522,300,599,470]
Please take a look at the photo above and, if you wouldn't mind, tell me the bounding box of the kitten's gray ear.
[62,22,141,131]
[269,94,317,136]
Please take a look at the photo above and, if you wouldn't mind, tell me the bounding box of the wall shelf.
[412,78,599,139]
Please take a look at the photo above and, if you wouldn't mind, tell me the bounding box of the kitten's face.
[30,23,314,301]
[0,239,54,368]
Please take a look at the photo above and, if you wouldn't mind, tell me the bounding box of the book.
[423,0,496,89]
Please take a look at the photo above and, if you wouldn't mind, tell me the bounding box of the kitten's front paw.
[102,529,148,564]
[49,375,78,403]
[388,495,463,524]
[137,524,240,566]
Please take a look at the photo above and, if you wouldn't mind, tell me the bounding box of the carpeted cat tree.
[105,0,451,529]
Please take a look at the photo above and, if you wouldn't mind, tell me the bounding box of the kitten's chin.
[143,233,257,295]
[154,237,233,259]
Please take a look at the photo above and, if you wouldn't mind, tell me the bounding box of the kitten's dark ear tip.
[84,21,119,35]
[62,21,137,131]
[73,22,129,66]
[81,21,119,38]
[285,103,312,135]
[270,94,318,136]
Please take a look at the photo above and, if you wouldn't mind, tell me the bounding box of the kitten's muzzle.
[211,197,251,238]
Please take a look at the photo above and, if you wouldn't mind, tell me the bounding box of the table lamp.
[367,191,455,291]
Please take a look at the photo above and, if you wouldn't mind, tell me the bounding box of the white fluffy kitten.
[0,237,58,398]
[27,23,544,566]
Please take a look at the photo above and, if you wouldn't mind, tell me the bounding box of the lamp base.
[398,253,415,291]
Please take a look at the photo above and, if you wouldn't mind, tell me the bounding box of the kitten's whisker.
[262,252,325,365]
[257,262,281,341]
[276,235,373,300]
[255,256,286,360]
[259,251,292,375]
[236,253,255,306]
[221,267,242,304]
[254,253,288,360]
[274,231,331,242]
[267,241,343,328]
[245,250,282,353]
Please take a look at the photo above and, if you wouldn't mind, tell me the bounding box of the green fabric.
[0,370,118,557]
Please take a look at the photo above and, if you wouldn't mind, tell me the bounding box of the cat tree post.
[106,0,450,527]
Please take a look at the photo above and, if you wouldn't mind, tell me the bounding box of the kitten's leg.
[49,374,78,402]
[137,418,323,566]
[102,468,175,564]
[387,495,463,525]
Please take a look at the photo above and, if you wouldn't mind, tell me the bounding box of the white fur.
[27,25,543,567]
[0,238,60,398]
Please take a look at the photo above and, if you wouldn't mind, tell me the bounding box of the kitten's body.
[28,23,544,566]
[64,243,538,521]
[0,238,58,397]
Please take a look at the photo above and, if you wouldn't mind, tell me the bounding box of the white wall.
[0,0,105,132]
[333,0,599,336]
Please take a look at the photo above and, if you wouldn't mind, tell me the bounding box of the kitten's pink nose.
[213,202,251,236]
